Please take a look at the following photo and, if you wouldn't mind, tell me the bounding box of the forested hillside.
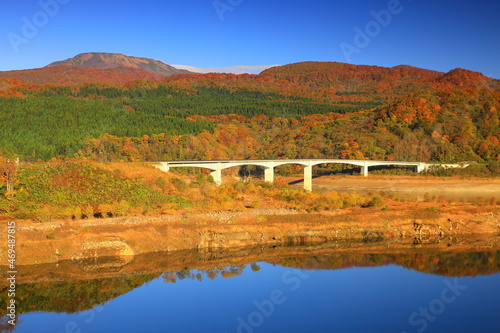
[0,66,166,85]
[261,62,499,93]
[0,61,498,166]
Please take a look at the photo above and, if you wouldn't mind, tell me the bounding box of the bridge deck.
[153,159,468,191]
[153,159,438,191]
[161,159,424,167]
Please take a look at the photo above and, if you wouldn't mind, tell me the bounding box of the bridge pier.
[264,167,274,183]
[361,163,369,177]
[416,163,427,173]
[155,163,170,173]
[152,159,460,192]
[210,168,222,186]
[304,164,313,192]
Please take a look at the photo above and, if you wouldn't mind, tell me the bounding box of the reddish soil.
[1,200,499,266]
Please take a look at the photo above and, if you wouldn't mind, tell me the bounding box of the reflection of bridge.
[153,159,468,191]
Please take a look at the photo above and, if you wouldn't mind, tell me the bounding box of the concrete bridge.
[152,159,469,191]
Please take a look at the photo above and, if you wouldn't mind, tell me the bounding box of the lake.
[2,240,500,333]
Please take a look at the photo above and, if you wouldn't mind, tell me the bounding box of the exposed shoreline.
[3,202,499,266]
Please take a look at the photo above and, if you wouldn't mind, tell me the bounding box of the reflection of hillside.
[271,250,500,277]
[0,273,160,317]
[1,235,499,317]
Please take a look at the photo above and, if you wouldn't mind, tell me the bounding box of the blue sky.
[1,0,499,78]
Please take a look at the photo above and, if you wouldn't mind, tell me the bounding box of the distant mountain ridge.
[46,52,193,76]
[0,53,498,93]
[260,61,498,92]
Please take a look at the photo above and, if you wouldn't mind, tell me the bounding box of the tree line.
[0,84,370,160]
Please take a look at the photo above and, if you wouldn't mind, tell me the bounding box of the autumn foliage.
[0,61,497,165]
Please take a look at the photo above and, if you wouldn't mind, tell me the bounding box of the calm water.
[3,245,500,333]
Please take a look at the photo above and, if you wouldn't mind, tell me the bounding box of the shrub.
[98,204,114,217]
[249,200,262,208]
[81,205,94,219]
[171,177,189,191]
[341,192,366,208]
[114,200,131,216]
[487,161,500,176]
[323,192,343,210]
[154,176,167,190]
[366,196,386,208]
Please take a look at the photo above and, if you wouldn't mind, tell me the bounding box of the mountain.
[435,68,492,88]
[161,62,499,104]
[2,55,497,93]
[0,66,167,85]
[46,52,192,76]
[0,52,194,85]
[260,61,499,93]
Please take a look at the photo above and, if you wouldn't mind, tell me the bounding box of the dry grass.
[99,162,178,192]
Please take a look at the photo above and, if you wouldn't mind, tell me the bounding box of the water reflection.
[1,235,500,332]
